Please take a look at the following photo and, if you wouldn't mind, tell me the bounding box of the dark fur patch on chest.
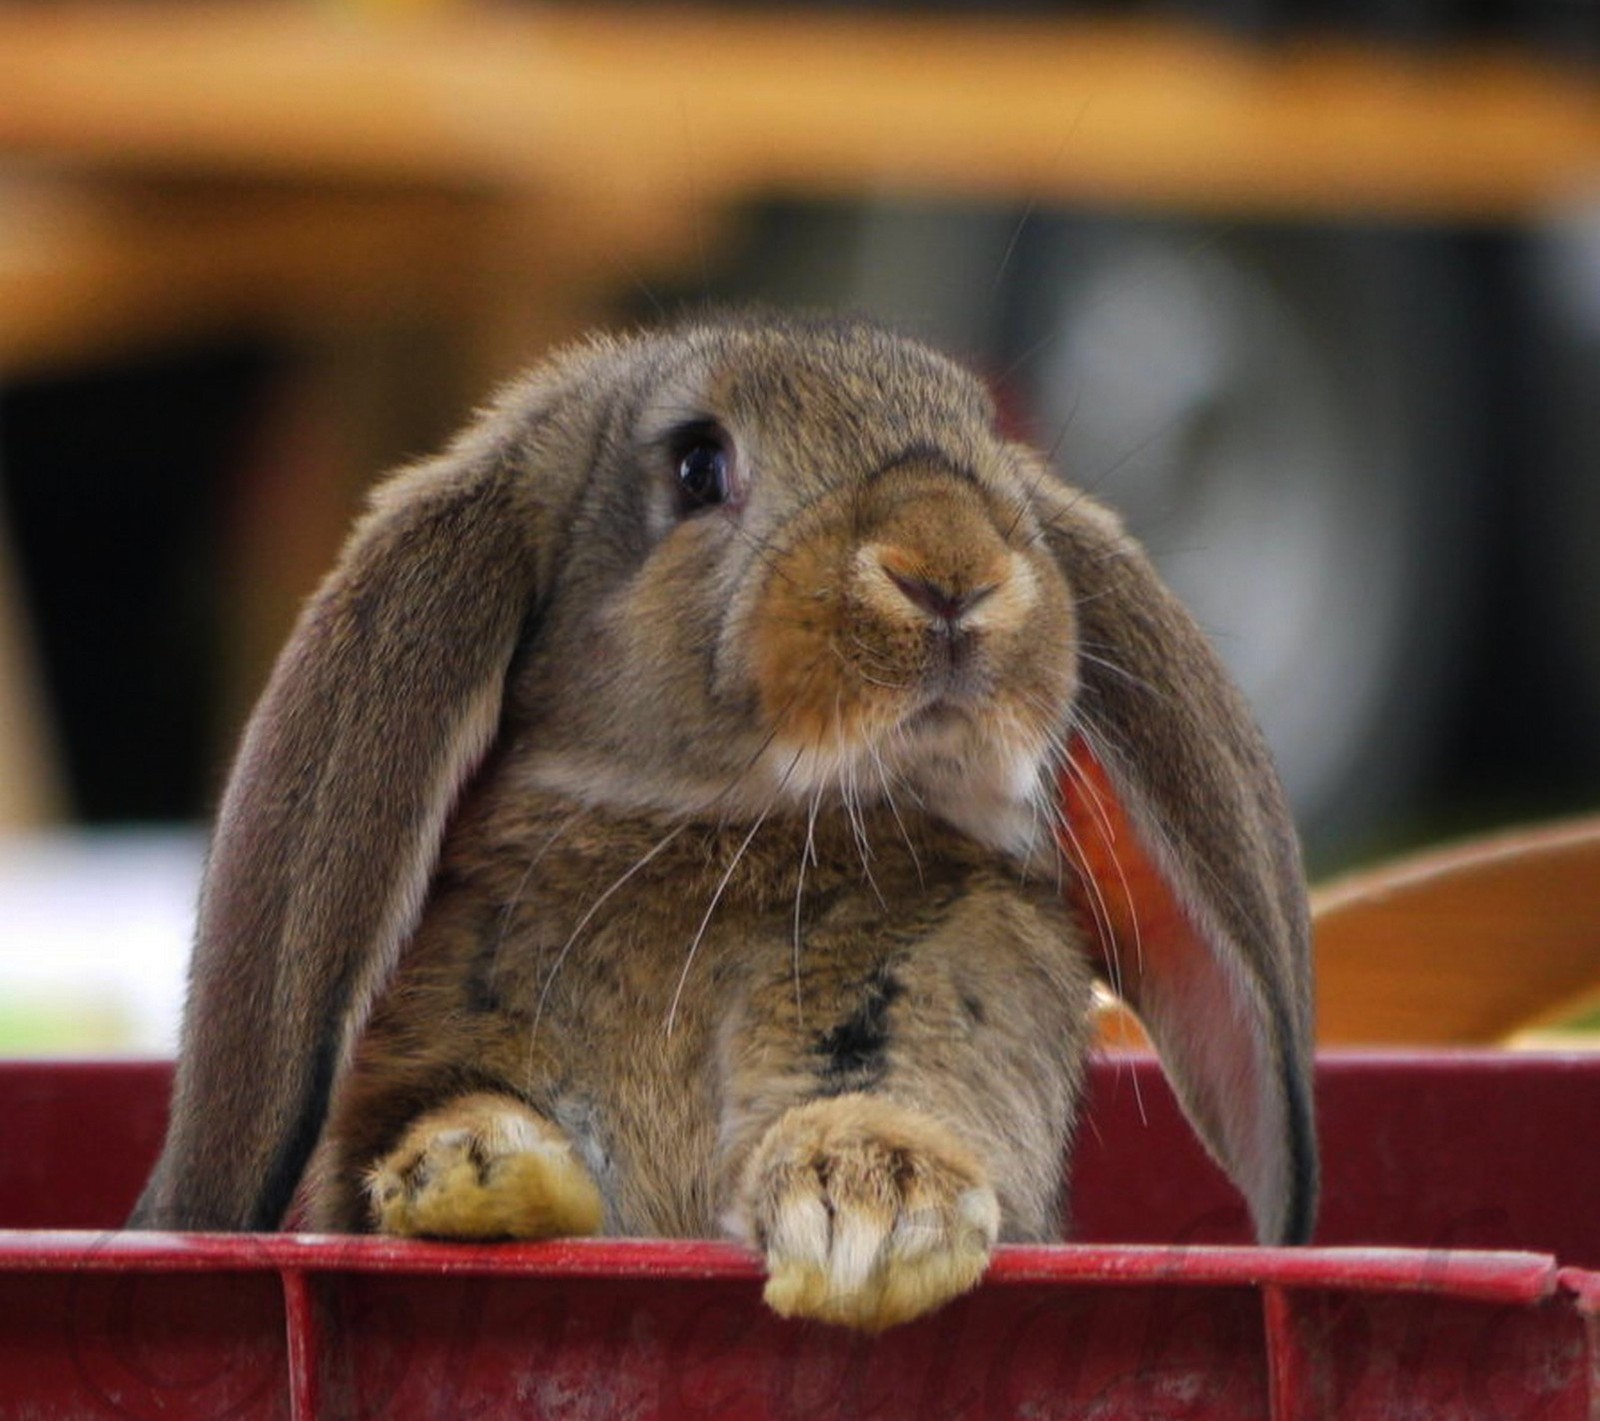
[814,963,903,1093]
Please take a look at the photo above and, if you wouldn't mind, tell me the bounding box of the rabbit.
[130,312,1317,1332]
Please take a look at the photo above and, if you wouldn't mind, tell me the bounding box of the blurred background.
[1,0,1597,1054]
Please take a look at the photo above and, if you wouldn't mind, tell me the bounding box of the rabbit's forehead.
[647,324,997,469]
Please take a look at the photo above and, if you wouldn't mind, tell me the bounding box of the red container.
[3,1053,1595,1419]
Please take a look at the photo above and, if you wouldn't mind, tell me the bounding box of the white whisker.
[491,807,582,958]
[869,739,923,888]
[527,818,690,1075]
[666,762,794,1035]
[792,785,822,1027]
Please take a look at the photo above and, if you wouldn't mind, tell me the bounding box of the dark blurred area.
[1,348,270,821]
[834,0,1598,51]
[1,1,1597,878]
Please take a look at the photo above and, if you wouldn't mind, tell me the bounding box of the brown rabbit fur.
[133,313,1315,1333]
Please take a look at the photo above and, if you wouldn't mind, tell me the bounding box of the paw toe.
[739,1095,999,1331]
[369,1094,603,1241]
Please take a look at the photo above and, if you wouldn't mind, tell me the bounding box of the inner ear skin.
[1035,483,1317,1246]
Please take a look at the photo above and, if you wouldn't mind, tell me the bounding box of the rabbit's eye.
[674,428,737,514]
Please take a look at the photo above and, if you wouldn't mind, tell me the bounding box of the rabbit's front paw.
[732,1094,999,1331]
[367,1092,603,1240]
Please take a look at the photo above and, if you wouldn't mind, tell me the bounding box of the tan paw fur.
[731,1094,999,1332]
[368,1093,603,1240]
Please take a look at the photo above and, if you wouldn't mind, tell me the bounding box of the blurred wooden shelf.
[0,179,498,377]
[2,5,1597,833]
[0,3,1597,223]
[1313,816,1600,1045]
[1093,816,1600,1049]
[2,3,1597,375]
[1094,816,1600,1049]
[0,175,714,374]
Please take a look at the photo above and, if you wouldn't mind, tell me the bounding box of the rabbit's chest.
[445,809,975,1025]
[398,790,1056,1071]
[346,795,1089,1236]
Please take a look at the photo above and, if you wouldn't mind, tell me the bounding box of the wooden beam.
[1313,817,1600,1044]
[0,180,492,376]
[0,5,1596,222]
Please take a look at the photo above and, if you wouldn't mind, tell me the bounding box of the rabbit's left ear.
[1037,483,1318,1246]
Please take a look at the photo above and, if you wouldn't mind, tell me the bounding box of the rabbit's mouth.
[902,700,967,734]
[752,526,1060,741]
[746,676,1065,859]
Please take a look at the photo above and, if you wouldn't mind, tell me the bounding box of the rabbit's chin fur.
[511,704,1063,867]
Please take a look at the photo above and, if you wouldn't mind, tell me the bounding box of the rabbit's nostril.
[886,569,995,627]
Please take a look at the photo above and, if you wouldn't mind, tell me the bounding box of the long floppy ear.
[130,360,601,1232]
[1039,485,1318,1246]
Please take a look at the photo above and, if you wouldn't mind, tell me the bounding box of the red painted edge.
[1261,1285,1305,1421]
[1560,1267,1600,1312]
[280,1268,321,1421]
[0,1233,1560,1307]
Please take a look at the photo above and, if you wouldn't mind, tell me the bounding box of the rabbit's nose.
[884,569,997,629]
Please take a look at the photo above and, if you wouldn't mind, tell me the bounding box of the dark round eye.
[675,432,734,514]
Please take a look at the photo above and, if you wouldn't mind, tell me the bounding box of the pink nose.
[885,569,994,627]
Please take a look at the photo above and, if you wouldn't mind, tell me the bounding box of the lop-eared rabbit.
[133,315,1316,1332]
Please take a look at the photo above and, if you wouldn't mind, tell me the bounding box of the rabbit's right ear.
[130,351,608,1231]
[1032,479,1318,1248]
